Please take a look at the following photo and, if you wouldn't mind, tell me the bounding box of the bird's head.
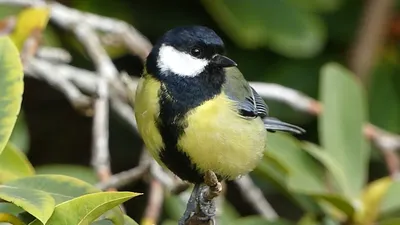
[146,26,237,77]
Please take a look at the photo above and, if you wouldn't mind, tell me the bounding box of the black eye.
[190,47,203,57]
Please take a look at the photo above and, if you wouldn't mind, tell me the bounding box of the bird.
[134,25,305,224]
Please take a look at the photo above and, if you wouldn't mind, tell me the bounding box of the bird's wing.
[223,67,305,134]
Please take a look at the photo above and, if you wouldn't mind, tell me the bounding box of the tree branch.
[348,0,394,85]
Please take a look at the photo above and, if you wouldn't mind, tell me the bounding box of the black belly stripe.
[157,86,204,183]
[154,69,226,183]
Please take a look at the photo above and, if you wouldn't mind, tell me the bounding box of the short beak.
[211,54,237,68]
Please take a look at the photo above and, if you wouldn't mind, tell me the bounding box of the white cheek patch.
[157,44,208,77]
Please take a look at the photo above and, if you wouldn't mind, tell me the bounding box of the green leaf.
[0,143,34,183]
[313,193,355,217]
[122,215,139,225]
[9,111,29,153]
[35,164,97,185]
[0,185,55,224]
[5,174,99,204]
[266,133,326,194]
[0,202,24,215]
[29,192,140,225]
[319,63,370,197]
[302,142,348,194]
[379,181,400,219]
[379,218,400,225]
[0,36,24,155]
[202,0,326,58]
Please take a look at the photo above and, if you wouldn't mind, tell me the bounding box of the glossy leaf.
[9,7,50,50]
[319,63,370,197]
[0,36,24,155]
[202,0,326,58]
[0,143,34,183]
[35,164,98,185]
[0,185,55,224]
[29,192,140,225]
[5,174,99,204]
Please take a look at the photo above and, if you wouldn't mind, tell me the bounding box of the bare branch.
[250,82,321,114]
[91,79,113,189]
[348,0,394,85]
[234,175,278,220]
[96,151,152,190]
[141,179,164,225]
[37,46,72,63]
[25,59,94,114]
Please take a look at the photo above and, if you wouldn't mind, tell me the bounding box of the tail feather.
[263,117,305,135]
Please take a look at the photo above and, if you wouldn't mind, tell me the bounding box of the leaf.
[9,7,50,50]
[35,164,98,185]
[201,0,326,58]
[353,177,392,224]
[319,63,370,197]
[5,174,99,204]
[29,192,140,225]
[266,133,326,194]
[9,111,29,153]
[313,193,355,218]
[302,142,348,194]
[0,202,24,215]
[0,36,24,155]
[123,215,139,225]
[0,185,55,224]
[379,218,400,225]
[379,180,400,219]
[0,143,34,183]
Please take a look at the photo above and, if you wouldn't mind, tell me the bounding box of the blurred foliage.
[1,0,400,225]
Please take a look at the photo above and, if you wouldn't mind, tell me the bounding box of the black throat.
[146,50,226,182]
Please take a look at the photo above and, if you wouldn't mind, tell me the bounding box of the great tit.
[134,26,305,224]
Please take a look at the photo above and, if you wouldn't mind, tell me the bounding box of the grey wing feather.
[223,67,305,135]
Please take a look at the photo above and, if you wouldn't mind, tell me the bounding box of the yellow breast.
[178,93,266,180]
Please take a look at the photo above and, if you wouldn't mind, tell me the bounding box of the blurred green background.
[1,0,400,224]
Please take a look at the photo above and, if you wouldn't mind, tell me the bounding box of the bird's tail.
[263,117,305,135]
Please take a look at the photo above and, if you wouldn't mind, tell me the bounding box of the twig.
[348,0,394,85]
[96,151,152,190]
[91,78,113,190]
[250,82,322,114]
[36,46,72,63]
[141,179,164,225]
[234,175,278,220]
[25,59,94,115]
[364,124,400,178]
